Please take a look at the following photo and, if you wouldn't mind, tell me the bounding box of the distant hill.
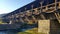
[0,14,7,18]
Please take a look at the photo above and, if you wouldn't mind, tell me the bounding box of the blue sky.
[0,0,34,14]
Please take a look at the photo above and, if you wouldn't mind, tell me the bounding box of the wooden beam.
[54,12,60,23]
[59,2,60,9]
[20,18,24,23]
[25,16,29,22]
[33,8,40,15]
[40,14,45,19]
[57,13,60,19]
[32,16,36,20]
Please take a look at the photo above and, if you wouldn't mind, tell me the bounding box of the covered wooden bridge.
[1,0,60,34]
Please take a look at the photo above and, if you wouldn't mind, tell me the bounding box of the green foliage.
[0,18,7,24]
[0,18,3,24]
[18,32,32,34]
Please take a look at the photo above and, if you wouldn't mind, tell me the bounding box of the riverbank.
[17,28,45,34]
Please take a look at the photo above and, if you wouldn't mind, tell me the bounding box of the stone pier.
[38,19,60,34]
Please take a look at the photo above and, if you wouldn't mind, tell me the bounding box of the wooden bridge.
[2,0,60,24]
[1,0,60,34]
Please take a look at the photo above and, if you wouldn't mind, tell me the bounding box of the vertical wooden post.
[40,2,43,13]
[40,2,45,19]
[25,8,30,23]
[46,6,48,10]
[10,15,14,24]
[59,2,60,9]
[20,18,24,23]
[31,5,34,15]
[55,0,57,10]
[25,8,26,11]
[31,5,40,23]
[31,5,36,20]
[16,14,18,18]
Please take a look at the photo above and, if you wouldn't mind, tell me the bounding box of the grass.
[17,28,45,34]
[0,18,7,24]
[0,20,7,24]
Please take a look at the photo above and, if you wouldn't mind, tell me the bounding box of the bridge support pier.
[38,19,60,34]
[38,20,50,34]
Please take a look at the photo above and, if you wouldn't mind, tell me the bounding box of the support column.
[38,19,60,34]
[38,20,50,34]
